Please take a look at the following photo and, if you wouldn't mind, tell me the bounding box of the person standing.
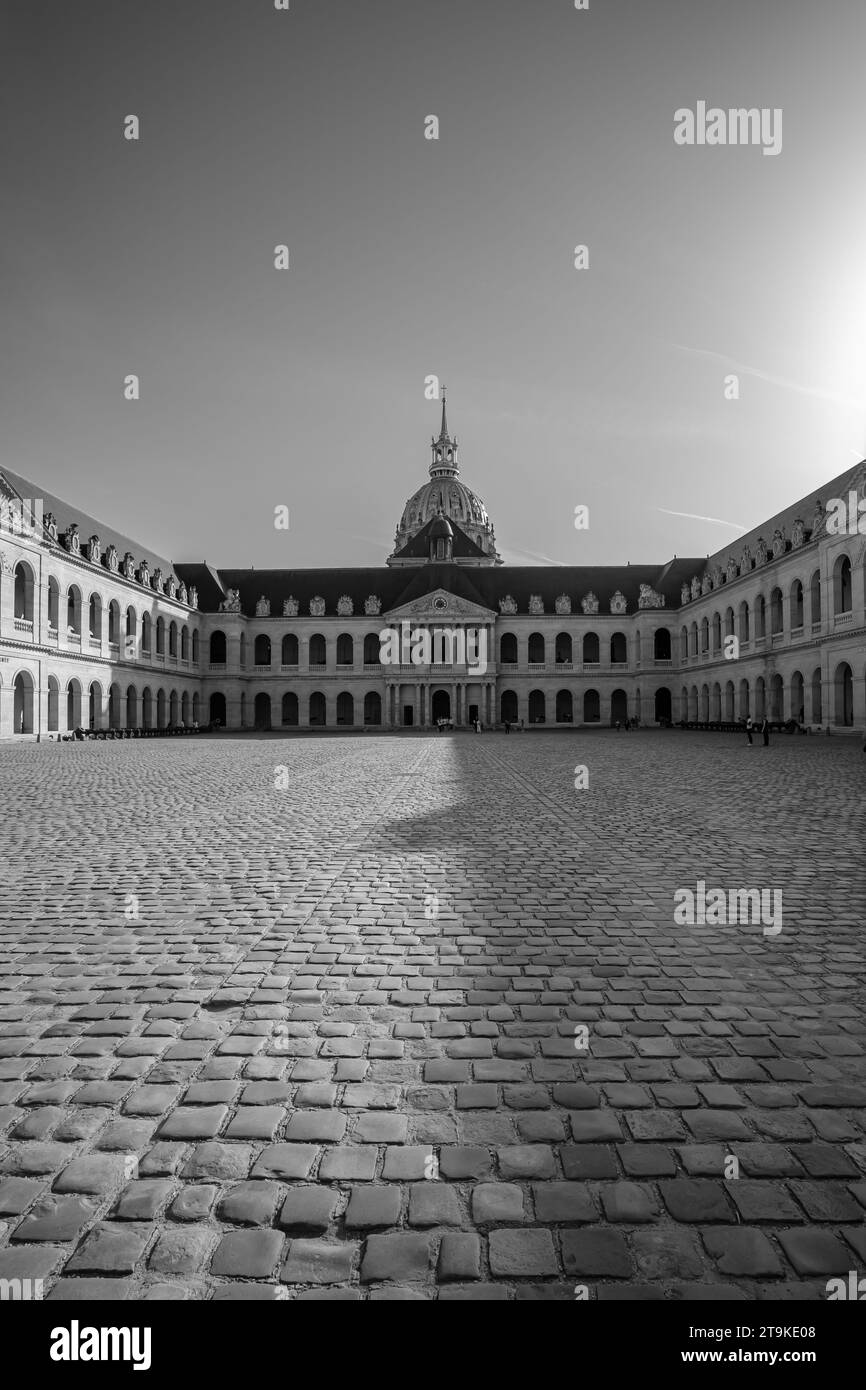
[745,716,753,746]
[761,715,770,747]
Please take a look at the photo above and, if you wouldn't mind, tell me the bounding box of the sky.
[2,0,865,571]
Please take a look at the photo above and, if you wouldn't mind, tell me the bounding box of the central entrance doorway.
[403,705,414,726]
[432,689,451,723]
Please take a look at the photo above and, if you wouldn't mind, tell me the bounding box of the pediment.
[385,587,496,622]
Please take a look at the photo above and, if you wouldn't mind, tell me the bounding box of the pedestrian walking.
[761,715,770,747]
[745,716,753,746]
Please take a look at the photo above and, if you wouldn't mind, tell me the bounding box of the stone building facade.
[1,402,864,738]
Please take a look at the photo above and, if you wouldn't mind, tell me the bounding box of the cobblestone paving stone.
[0,730,864,1301]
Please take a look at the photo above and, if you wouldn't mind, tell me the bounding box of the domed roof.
[400,478,491,534]
[388,392,502,564]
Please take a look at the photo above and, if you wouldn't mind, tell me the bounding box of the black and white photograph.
[1,0,864,1362]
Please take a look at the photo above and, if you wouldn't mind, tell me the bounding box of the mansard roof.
[181,558,701,617]
[702,459,865,573]
[1,466,183,585]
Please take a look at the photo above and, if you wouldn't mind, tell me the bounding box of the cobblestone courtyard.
[1,730,864,1301]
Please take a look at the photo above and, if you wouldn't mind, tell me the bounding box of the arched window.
[582,633,599,664]
[528,632,545,664]
[254,692,271,729]
[790,580,804,629]
[610,632,627,664]
[700,617,709,653]
[336,633,354,666]
[833,555,852,614]
[67,679,82,730]
[156,616,165,655]
[67,586,82,636]
[88,593,102,639]
[89,680,102,731]
[528,689,546,723]
[834,662,853,725]
[791,671,804,724]
[126,685,138,729]
[711,612,721,651]
[679,626,688,661]
[738,678,749,720]
[209,692,226,726]
[283,633,300,666]
[191,630,200,663]
[47,577,60,630]
[254,634,271,666]
[126,606,137,640]
[142,687,153,729]
[363,691,381,726]
[755,595,766,639]
[611,689,628,724]
[281,692,298,726]
[690,622,698,656]
[769,587,783,635]
[309,634,326,666]
[362,633,379,665]
[309,691,326,725]
[556,689,573,722]
[555,633,572,664]
[169,690,179,725]
[13,563,35,623]
[109,683,122,729]
[811,667,822,723]
[337,691,354,725]
[500,633,517,664]
[654,628,671,660]
[168,621,178,657]
[500,690,518,723]
[583,689,600,723]
[810,570,821,625]
[738,601,749,643]
[210,630,226,664]
[181,625,189,660]
[141,612,152,652]
[47,675,59,731]
[13,672,35,733]
[655,687,672,722]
